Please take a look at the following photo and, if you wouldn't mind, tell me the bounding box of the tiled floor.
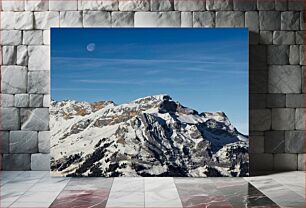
[1,171,305,208]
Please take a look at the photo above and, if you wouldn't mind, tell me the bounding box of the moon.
[86,43,96,52]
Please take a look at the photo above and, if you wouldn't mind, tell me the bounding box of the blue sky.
[51,28,248,134]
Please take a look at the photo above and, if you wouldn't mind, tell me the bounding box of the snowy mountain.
[50,95,249,177]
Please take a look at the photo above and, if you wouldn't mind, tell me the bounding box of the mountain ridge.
[50,94,249,177]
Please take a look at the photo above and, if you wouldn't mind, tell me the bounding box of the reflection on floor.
[1,171,305,208]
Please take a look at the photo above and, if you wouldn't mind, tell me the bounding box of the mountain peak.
[132,94,171,104]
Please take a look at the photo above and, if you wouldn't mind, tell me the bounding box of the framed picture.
[50,28,249,177]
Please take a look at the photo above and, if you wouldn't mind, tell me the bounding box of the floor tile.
[50,190,109,208]
[245,183,280,208]
[145,178,182,208]
[111,177,144,192]
[10,201,51,208]
[4,171,48,186]
[1,182,36,194]
[28,177,70,192]
[106,191,144,208]
[246,176,305,208]
[175,181,217,196]
[38,176,71,183]
[0,171,24,186]
[145,177,177,192]
[268,171,305,198]
[9,191,61,208]
[174,177,213,185]
[175,178,230,208]
[1,171,25,179]
[4,174,42,184]
[1,193,22,208]
[1,179,39,207]
[0,171,305,208]
[178,195,232,208]
[65,177,113,190]
[14,171,48,180]
[145,190,182,208]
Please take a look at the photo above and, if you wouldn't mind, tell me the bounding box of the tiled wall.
[0,0,304,173]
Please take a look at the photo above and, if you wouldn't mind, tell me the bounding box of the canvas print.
[50,28,249,177]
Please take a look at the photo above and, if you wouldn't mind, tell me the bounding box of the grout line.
[172,177,183,208]
[171,177,183,208]
[104,177,116,208]
[47,176,72,207]
[143,177,145,208]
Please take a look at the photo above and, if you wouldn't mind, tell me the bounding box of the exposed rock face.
[50,95,248,177]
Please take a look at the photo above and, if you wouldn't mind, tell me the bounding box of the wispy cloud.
[74,78,194,86]
[52,88,108,91]
[52,57,217,65]
[144,69,163,75]
[52,57,247,71]
[179,67,247,74]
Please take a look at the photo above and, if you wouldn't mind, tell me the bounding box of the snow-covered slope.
[50,95,248,177]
